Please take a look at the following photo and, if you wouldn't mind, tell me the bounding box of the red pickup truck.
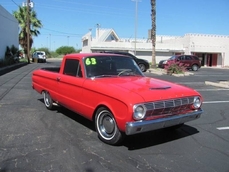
[32,53,203,145]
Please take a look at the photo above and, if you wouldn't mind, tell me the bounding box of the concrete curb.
[0,62,27,76]
[147,68,194,77]
[205,81,229,88]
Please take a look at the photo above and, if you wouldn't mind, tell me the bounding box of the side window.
[178,56,184,60]
[185,56,192,60]
[63,59,82,77]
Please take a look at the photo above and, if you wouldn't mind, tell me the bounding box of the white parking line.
[196,88,229,91]
[217,127,229,130]
[203,101,229,104]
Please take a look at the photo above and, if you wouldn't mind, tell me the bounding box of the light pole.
[67,36,69,46]
[49,34,51,50]
[132,0,141,55]
[53,41,55,51]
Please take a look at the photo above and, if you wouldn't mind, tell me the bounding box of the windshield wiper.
[92,75,116,78]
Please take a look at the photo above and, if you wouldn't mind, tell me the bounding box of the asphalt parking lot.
[0,61,229,172]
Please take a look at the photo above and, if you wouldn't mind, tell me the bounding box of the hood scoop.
[149,86,171,90]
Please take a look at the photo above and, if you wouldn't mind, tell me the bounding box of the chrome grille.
[145,97,194,117]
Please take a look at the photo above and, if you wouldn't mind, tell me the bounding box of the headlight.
[133,104,146,120]
[192,96,201,109]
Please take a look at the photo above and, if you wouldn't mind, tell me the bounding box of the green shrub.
[164,61,187,75]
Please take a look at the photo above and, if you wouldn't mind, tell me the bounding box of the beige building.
[81,28,229,67]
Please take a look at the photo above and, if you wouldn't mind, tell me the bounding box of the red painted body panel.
[32,53,202,132]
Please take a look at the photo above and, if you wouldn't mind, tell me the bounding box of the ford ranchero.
[32,53,203,145]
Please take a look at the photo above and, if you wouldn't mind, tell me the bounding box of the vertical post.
[132,0,140,55]
[96,24,100,40]
[49,34,51,50]
[67,36,69,46]
[134,0,138,55]
[27,0,30,63]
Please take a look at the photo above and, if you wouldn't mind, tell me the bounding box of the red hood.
[94,76,200,102]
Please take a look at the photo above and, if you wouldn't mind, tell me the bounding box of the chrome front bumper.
[125,109,203,135]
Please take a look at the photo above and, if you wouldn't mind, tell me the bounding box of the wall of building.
[0,5,19,60]
[81,28,229,67]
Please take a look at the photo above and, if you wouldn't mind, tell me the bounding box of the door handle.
[56,77,61,81]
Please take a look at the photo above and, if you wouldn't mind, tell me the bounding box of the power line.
[34,2,148,18]
[42,28,83,36]
[10,0,20,7]
[39,33,82,38]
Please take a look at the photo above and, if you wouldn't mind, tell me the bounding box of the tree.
[151,0,156,68]
[56,46,76,55]
[13,6,42,64]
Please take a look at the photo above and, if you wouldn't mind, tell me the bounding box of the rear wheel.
[43,91,54,110]
[95,107,124,145]
[192,64,199,71]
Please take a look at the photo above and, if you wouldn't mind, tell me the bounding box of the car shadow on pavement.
[39,99,199,149]
[123,125,199,150]
[49,103,96,131]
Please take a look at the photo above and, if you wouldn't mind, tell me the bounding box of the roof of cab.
[64,53,130,59]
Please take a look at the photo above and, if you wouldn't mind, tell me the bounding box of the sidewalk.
[205,81,229,88]
[0,62,27,76]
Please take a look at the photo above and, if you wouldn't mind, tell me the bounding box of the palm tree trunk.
[26,0,31,64]
[151,0,156,68]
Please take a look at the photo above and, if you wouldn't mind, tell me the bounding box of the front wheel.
[95,107,124,145]
[43,91,54,110]
[192,64,199,71]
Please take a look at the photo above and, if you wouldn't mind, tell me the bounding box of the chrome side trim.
[125,109,203,135]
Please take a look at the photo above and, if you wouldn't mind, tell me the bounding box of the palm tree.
[13,6,42,63]
[151,0,156,68]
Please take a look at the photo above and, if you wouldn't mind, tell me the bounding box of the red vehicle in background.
[32,53,203,145]
[158,55,201,71]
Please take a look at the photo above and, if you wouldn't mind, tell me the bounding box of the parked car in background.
[100,51,150,72]
[32,51,46,63]
[158,55,201,71]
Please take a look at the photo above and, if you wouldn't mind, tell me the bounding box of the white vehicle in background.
[32,51,46,63]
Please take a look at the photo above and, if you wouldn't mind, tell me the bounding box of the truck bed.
[41,67,60,73]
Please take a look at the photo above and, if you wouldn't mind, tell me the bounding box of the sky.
[1,0,229,51]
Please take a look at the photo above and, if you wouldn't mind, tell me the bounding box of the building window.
[83,40,88,47]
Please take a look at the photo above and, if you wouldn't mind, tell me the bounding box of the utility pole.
[96,23,100,40]
[26,0,30,63]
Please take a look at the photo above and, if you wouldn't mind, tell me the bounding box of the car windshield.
[168,55,176,60]
[84,55,144,78]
